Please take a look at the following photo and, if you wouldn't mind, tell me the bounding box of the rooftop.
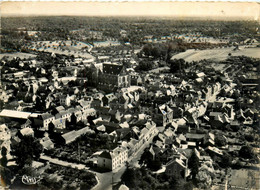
[0,109,32,119]
[103,63,124,75]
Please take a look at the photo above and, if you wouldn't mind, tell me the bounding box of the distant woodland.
[1,17,259,52]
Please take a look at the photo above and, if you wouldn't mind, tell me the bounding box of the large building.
[97,146,128,171]
[98,63,131,92]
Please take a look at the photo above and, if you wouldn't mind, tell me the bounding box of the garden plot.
[228,169,259,190]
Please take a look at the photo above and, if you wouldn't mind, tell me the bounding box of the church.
[98,63,131,92]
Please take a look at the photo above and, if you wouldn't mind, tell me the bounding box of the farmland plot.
[171,47,260,62]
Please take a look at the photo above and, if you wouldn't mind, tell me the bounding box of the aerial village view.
[0,1,259,190]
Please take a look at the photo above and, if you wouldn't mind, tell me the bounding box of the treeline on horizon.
[2,16,258,34]
[1,16,259,52]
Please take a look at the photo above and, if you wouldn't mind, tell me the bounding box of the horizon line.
[1,14,258,20]
[1,1,259,21]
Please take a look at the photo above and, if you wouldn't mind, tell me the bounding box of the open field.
[93,40,121,47]
[28,40,94,59]
[171,46,260,62]
[0,52,37,60]
[30,40,93,50]
[228,169,259,190]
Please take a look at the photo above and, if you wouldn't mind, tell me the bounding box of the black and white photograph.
[0,1,259,189]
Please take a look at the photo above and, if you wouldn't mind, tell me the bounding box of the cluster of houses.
[93,59,257,176]
[97,120,158,170]
[0,44,258,189]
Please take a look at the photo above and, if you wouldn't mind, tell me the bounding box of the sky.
[1,1,259,20]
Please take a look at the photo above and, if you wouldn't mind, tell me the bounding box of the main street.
[93,166,126,190]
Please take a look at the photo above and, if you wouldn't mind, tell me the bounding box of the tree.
[80,182,92,190]
[0,167,12,187]
[147,158,162,171]
[196,169,212,189]
[239,145,254,159]
[139,148,152,166]
[188,151,200,179]
[215,134,227,147]
[244,134,254,142]
[142,44,153,57]
[136,60,153,71]
[232,159,244,169]
[219,152,232,168]
[169,176,193,190]
[35,96,44,111]
[170,59,185,73]
[121,167,139,189]
[85,65,98,87]
[195,161,215,189]
[1,146,12,187]
[11,136,43,168]
[1,147,8,167]
[121,167,160,189]
[48,122,55,134]
[151,46,161,58]
[139,148,162,171]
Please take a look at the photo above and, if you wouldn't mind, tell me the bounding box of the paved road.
[93,166,126,190]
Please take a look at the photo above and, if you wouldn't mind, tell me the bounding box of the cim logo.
[22,175,42,185]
